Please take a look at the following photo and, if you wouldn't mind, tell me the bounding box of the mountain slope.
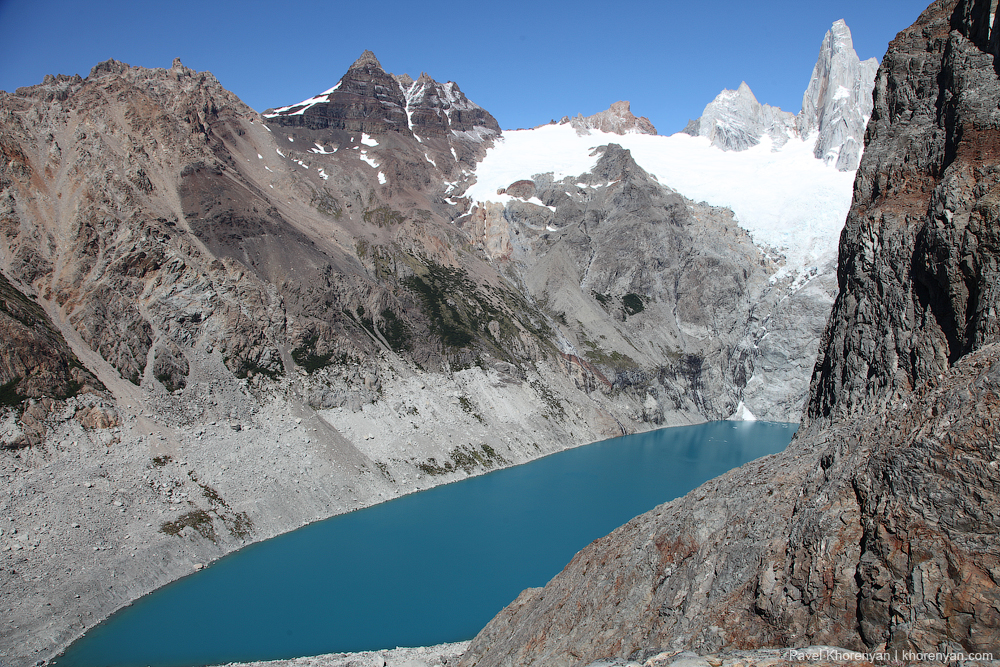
[459,0,1000,662]
[0,41,863,663]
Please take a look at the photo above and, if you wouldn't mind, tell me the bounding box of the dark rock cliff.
[264,50,411,134]
[808,0,1000,424]
[459,1,1000,663]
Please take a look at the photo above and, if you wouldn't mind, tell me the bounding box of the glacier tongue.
[464,124,856,281]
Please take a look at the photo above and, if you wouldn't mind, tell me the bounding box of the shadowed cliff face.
[459,1,1000,663]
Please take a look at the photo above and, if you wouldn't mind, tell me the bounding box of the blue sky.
[1,0,931,134]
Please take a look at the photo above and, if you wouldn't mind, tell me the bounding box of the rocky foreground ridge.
[0,27,858,665]
[459,0,1000,664]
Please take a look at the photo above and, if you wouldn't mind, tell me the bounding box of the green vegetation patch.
[458,395,485,424]
[228,355,282,381]
[348,307,413,355]
[402,260,552,354]
[376,308,412,353]
[311,189,343,218]
[622,293,645,315]
[354,241,396,280]
[363,206,404,228]
[403,263,478,349]
[416,444,508,476]
[374,460,394,481]
[161,510,217,543]
[580,334,639,372]
[592,291,612,308]
[291,334,334,374]
[0,377,25,407]
[155,372,182,393]
[530,378,566,420]
[190,472,253,540]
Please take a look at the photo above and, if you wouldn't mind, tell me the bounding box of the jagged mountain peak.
[399,73,501,138]
[685,80,795,151]
[264,53,499,140]
[394,72,414,89]
[686,19,876,170]
[87,58,130,79]
[731,81,755,98]
[350,49,383,71]
[827,19,855,50]
[797,20,879,170]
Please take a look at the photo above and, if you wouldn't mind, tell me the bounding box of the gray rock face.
[797,20,880,171]
[687,82,796,151]
[459,0,1000,663]
[687,21,876,171]
[461,144,830,424]
[807,0,1000,425]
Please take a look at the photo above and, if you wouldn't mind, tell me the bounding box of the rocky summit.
[557,100,658,136]
[459,0,1000,664]
[686,20,878,171]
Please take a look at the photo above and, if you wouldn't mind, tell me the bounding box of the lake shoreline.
[214,641,470,667]
[50,422,793,667]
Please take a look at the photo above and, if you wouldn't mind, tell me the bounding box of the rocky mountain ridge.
[459,0,1000,663]
[0,10,891,663]
[686,20,878,171]
[0,38,859,665]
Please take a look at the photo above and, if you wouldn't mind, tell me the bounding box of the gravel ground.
[215,641,469,667]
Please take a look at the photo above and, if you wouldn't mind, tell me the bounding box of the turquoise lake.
[53,420,796,667]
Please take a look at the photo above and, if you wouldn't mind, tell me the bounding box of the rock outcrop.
[459,1,1000,663]
[399,72,502,138]
[808,0,1000,425]
[264,51,500,145]
[263,50,411,135]
[559,100,657,136]
[686,21,877,171]
[459,144,830,423]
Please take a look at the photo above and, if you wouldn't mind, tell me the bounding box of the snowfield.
[466,124,858,279]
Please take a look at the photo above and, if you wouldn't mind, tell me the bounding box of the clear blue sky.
[1,0,932,134]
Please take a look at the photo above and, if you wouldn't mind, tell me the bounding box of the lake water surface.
[53,420,795,667]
